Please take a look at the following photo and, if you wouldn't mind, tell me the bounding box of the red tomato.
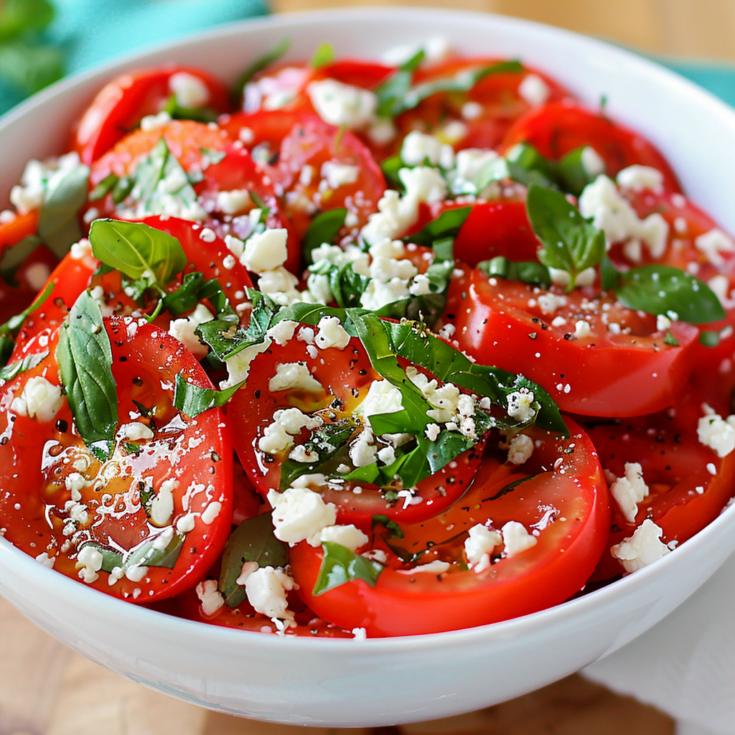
[227,331,484,526]
[219,109,304,152]
[276,116,386,239]
[447,267,699,417]
[72,66,230,164]
[585,383,735,581]
[290,419,609,637]
[0,318,233,602]
[502,101,681,192]
[317,59,393,89]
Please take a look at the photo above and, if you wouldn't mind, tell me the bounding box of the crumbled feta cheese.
[501,521,538,557]
[241,228,288,273]
[506,389,535,423]
[65,472,86,501]
[698,408,735,458]
[507,433,534,465]
[259,408,322,454]
[367,118,397,146]
[140,111,173,131]
[360,277,411,311]
[321,161,359,189]
[307,79,378,129]
[360,189,419,248]
[548,267,596,289]
[581,147,605,177]
[449,148,499,193]
[315,316,351,350]
[317,524,369,552]
[400,131,453,168]
[617,165,664,193]
[216,189,250,215]
[465,524,502,572]
[537,292,567,316]
[168,303,214,359]
[220,339,271,388]
[169,72,210,108]
[149,478,178,526]
[349,428,377,468]
[611,519,670,573]
[176,513,197,534]
[265,320,297,347]
[409,274,432,296]
[610,462,648,524]
[574,320,592,339]
[440,120,468,145]
[694,228,735,268]
[518,74,550,106]
[398,166,448,204]
[425,423,441,441]
[35,552,55,569]
[196,579,225,616]
[289,445,320,463]
[11,377,64,422]
[201,501,222,525]
[267,487,337,546]
[117,422,155,443]
[268,362,324,393]
[76,545,104,584]
[244,566,295,623]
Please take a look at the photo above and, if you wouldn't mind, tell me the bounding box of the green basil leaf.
[526,183,605,290]
[311,43,335,69]
[38,163,90,258]
[381,155,404,189]
[0,349,47,382]
[600,253,620,292]
[0,39,63,95]
[163,93,218,124]
[56,291,118,454]
[664,332,679,347]
[0,234,42,286]
[0,0,55,40]
[89,219,187,291]
[403,206,471,246]
[615,265,726,324]
[161,271,231,318]
[89,173,119,202]
[173,374,244,418]
[218,512,289,608]
[375,49,425,118]
[313,541,383,595]
[303,208,347,264]
[0,280,53,339]
[398,60,523,116]
[477,257,551,289]
[557,146,603,196]
[700,330,721,348]
[87,532,187,573]
[371,514,404,539]
[112,175,134,205]
[231,38,290,106]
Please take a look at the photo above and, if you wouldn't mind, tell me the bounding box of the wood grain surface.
[4,0,730,732]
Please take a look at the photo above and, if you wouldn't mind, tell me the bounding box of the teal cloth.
[0,0,268,114]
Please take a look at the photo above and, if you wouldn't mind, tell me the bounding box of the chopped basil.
[231,38,290,106]
[311,43,335,69]
[313,541,383,595]
[173,374,244,418]
[218,512,288,608]
[526,183,606,291]
[38,163,90,258]
[89,219,187,295]
[83,531,185,575]
[303,208,347,264]
[162,93,218,124]
[200,147,226,165]
[477,257,551,289]
[161,271,230,318]
[664,332,679,347]
[474,144,556,192]
[0,349,47,382]
[557,146,603,196]
[380,155,404,189]
[0,234,42,286]
[403,206,471,247]
[112,175,134,205]
[88,173,119,202]
[700,330,721,348]
[375,49,425,118]
[56,290,118,457]
[371,515,404,539]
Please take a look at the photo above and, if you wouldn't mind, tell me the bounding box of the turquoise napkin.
[0,0,268,114]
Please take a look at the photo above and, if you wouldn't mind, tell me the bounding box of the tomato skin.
[502,102,681,192]
[0,318,233,603]
[290,419,609,637]
[72,66,230,165]
[448,268,699,417]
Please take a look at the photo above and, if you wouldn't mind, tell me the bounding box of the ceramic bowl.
[1,8,735,727]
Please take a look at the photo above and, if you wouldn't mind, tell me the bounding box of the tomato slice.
[290,418,609,637]
[0,318,233,602]
[72,66,230,165]
[227,328,484,526]
[275,115,386,240]
[502,102,681,192]
[585,381,735,581]
[447,267,699,417]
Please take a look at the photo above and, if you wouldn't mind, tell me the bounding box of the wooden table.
[5,0,732,732]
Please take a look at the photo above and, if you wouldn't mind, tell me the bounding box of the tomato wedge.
[502,102,681,192]
[228,327,484,526]
[72,66,230,164]
[290,419,609,636]
[448,268,699,417]
[0,318,233,602]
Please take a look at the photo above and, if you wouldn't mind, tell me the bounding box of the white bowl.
[2,8,735,727]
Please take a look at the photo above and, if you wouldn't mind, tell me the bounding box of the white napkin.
[583,552,735,735]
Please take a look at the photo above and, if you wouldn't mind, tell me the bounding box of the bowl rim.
[1,5,735,652]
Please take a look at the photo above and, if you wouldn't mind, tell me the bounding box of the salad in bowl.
[1,9,735,724]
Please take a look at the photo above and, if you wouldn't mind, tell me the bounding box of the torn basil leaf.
[371,515,404,539]
[375,49,425,118]
[173,374,244,418]
[163,93,218,124]
[303,208,347,264]
[56,290,118,456]
[89,173,119,202]
[0,234,42,286]
[218,512,288,608]
[313,541,383,595]
[232,38,290,106]
[89,219,187,294]
[38,163,90,258]
[526,183,605,290]
[557,146,603,196]
[477,257,551,289]
[0,349,47,382]
[84,531,185,575]
[311,43,335,69]
[403,206,471,246]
